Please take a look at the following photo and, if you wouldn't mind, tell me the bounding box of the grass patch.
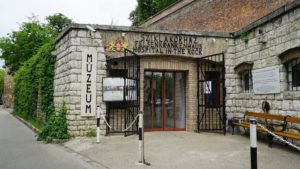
[86,129,96,137]
[13,112,45,132]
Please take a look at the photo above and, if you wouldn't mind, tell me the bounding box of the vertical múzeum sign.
[81,49,97,116]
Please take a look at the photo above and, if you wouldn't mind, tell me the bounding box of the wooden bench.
[229,112,300,147]
[274,116,300,141]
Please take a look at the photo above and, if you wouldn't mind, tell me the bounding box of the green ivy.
[38,103,69,143]
[6,13,72,143]
[37,43,55,121]
[240,31,249,43]
[13,41,54,122]
[13,39,69,143]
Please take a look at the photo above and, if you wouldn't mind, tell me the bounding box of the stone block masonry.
[54,24,231,136]
[2,69,13,108]
[226,6,300,119]
[54,30,106,137]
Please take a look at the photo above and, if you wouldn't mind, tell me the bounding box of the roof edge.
[54,23,232,44]
[140,0,194,27]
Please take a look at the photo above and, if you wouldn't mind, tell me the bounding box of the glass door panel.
[144,71,185,131]
[175,73,185,128]
[165,72,175,128]
[153,72,162,128]
[144,72,152,129]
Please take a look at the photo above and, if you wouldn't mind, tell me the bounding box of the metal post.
[138,111,144,164]
[96,106,100,143]
[250,119,257,169]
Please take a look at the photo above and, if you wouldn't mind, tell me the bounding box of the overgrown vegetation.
[0,69,4,103]
[240,31,250,43]
[13,42,54,122]
[0,13,72,142]
[129,0,178,26]
[38,103,69,143]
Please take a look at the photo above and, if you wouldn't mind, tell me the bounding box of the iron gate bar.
[105,49,140,136]
[124,49,140,136]
[197,53,226,134]
[197,58,224,66]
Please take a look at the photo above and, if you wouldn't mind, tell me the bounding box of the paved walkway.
[65,131,300,169]
[0,108,103,169]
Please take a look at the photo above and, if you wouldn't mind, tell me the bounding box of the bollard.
[96,106,100,143]
[250,119,257,169]
[137,111,150,166]
[138,111,145,164]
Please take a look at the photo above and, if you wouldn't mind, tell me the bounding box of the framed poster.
[103,77,137,101]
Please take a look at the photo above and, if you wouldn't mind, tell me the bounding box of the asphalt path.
[0,107,103,169]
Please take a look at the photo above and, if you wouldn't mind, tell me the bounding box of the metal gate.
[197,53,226,134]
[106,49,140,136]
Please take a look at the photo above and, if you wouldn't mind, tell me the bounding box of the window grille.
[240,70,253,93]
[286,58,300,91]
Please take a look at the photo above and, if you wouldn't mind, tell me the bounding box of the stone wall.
[226,6,300,120]
[2,70,13,108]
[54,29,106,137]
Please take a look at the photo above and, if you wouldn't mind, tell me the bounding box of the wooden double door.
[144,71,185,131]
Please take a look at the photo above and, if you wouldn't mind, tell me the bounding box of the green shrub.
[37,103,69,143]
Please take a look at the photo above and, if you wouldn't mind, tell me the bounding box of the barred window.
[286,58,300,91]
[240,70,253,93]
[234,62,253,93]
[278,47,300,91]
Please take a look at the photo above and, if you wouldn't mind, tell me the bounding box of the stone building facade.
[226,2,300,121]
[54,26,229,136]
[54,29,107,136]
[54,0,300,136]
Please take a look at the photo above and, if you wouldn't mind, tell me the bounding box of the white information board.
[81,49,97,117]
[103,78,137,101]
[252,65,280,94]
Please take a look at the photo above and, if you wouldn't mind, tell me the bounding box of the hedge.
[13,41,69,142]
